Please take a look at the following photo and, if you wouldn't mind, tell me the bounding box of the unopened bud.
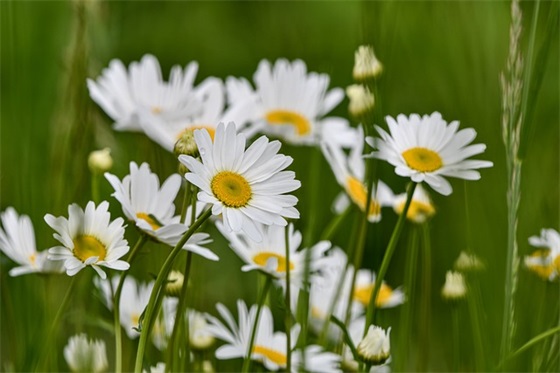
[353,45,383,82]
[346,84,375,120]
[454,251,485,272]
[441,271,467,300]
[164,270,184,297]
[88,148,113,174]
[357,325,391,365]
[174,130,199,158]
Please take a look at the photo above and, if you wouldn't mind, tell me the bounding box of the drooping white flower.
[322,126,393,222]
[441,271,467,300]
[105,162,217,261]
[367,112,493,195]
[353,45,383,81]
[64,333,108,373]
[524,228,560,281]
[205,300,299,371]
[454,251,485,272]
[45,201,129,279]
[0,207,63,276]
[226,59,357,147]
[390,184,435,224]
[179,122,301,242]
[346,84,375,119]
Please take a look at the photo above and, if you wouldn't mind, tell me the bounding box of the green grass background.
[1,1,558,371]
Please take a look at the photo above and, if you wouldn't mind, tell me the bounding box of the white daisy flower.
[105,162,218,261]
[524,228,560,281]
[64,333,108,373]
[292,345,341,373]
[366,112,493,195]
[45,201,130,279]
[390,184,435,224]
[205,300,300,371]
[0,207,63,276]
[322,126,393,222]
[343,317,392,372]
[217,222,330,287]
[87,54,202,132]
[179,122,301,242]
[226,59,357,147]
[357,325,391,365]
[353,269,405,310]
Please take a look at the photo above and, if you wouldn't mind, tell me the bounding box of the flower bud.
[454,251,485,272]
[88,148,113,174]
[353,45,383,82]
[357,325,391,365]
[174,130,199,158]
[164,270,184,297]
[346,84,375,121]
[441,271,467,300]
[64,333,108,373]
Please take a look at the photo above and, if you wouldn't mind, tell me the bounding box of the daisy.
[226,59,357,147]
[352,269,405,310]
[45,201,129,279]
[343,317,391,372]
[217,222,330,288]
[366,112,493,195]
[357,325,391,365]
[322,126,393,222]
[179,122,301,242]
[390,184,436,224]
[291,345,341,373]
[105,161,218,261]
[87,54,202,132]
[64,334,108,373]
[204,300,299,371]
[0,207,63,276]
[524,228,560,281]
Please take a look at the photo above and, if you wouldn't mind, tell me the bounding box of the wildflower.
[357,325,391,365]
[366,112,493,195]
[144,362,165,373]
[322,126,393,222]
[105,162,217,261]
[165,270,184,297]
[347,84,375,120]
[353,45,383,81]
[217,222,330,288]
[188,310,215,350]
[64,334,108,373]
[174,129,199,158]
[45,201,129,279]
[87,54,202,132]
[179,122,301,242]
[353,269,405,310]
[226,59,357,147]
[391,184,435,224]
[524,228,560,281]
[291,345,341,373]
[454,251,485,272]
[88,148,113,174]
[0,207,63,276]
[441,271,467,300]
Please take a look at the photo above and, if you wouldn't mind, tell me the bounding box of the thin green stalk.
[330,315,359,361]
[452,305,460,372]
[114,235,148,373]
[284,226,292,372]
[134,208,212,373]
[242,276,273,373]
[320,204,352,241]
[467,274,486,371]
[417,222,432,371]
[91,172,100,203]
[36,276,77,372]
[363,182,416,332]
[498,325,560,368]
[180,182,192,224]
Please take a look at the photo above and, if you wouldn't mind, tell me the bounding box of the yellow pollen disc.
[72,234,107,263]
[396,200,435,221]
[311,306,325,320]
[265,110,311,136]
[353,283,393,306]
[29,253,37,265]
[253,345,287,367]
[402,147,443,172]
[346,177,381,218]
[136,212,162,231]
[527,249,555,280]
[253,252,295,273]
[151,106,163,114]
[177,125,216,141]
[211,171,252,208]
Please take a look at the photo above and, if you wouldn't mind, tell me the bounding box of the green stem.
[37,276,77,371]
[180,182,192,224]
[417,222,432,371]
[134,208,212,373]
[320,204,352,241]
[91,172,100,203]
[114,235,148,373]
[363,182,416,333]
[242,276,273,373]
[330,315,359,361]
[467,274,486,372]
[452,305,460,371]
[284,226,292,372]
[499,325,560,368]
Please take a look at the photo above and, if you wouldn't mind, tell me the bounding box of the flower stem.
[134,208,212,373]
[452,305,461,371]
[114,234,148,373]
[284,226,292,372]
[180,181,192,224]
[363,182,416,333]
[91,172,100,203]
[417,222,432,371]
[242,275,273,373]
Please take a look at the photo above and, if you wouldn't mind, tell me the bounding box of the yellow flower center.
[211,171,252,208]
[396,200,435,222]
[136,213,163,231]
[353,283,393,306]
[29,253,37,265]
[177,125,216,141]
[151,106,163,114]
[346,177,381,218]
[527,249,556,280]
[402,147,443,172]
[265,110,311,136]
[73,234,106,263]
[253,345,287,367]
[253,252,295,273]
[311,306,325,320]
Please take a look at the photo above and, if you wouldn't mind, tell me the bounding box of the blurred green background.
[1,1,558,372]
